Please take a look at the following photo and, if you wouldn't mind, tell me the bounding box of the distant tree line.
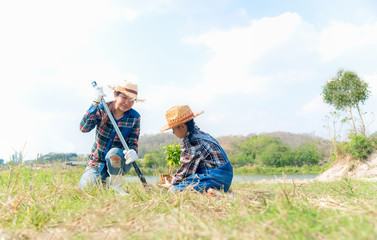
[135,133,329,170]
[37,153,79,163]
[10,132,330,170]
[230,135,321,168]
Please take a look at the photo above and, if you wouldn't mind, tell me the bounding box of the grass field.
[0,164,376,239]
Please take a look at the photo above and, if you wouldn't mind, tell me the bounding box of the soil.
[316,152,377,181]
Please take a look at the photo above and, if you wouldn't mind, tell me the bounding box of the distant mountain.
[264,131,332,155]
[138,133,180,157]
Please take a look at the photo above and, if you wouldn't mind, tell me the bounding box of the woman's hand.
[93,86,106,104]
[124,149,138,164]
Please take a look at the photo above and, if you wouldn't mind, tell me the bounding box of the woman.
[79,80,144,193]
[160,105,233,193]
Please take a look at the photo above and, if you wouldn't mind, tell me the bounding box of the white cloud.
[365,74,377,97]
[183,12,309,102]
[297,94,329,116]
[318,21,377,61]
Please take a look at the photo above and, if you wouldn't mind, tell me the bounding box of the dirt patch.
[316,152,377,181]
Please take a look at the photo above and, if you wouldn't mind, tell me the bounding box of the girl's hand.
[161,177,173,190]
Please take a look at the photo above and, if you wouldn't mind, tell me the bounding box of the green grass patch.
[0,165,376,239]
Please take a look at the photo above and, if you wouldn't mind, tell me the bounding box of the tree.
[142,151,165,169]
[322,69,370,135]
[291,143,319,166]
[235,136,291,167]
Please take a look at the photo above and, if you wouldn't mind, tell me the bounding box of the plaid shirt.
[171,127,227,185]
[80,103,141,167]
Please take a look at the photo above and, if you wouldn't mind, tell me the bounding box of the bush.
[345,134,373,161]
[369,132,377,149]
[258,143,290,167]
[291,143,319,166]
[142,151,166,168]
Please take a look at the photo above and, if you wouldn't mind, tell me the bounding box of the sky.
[1,0,377,161]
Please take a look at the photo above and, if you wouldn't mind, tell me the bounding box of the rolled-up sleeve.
[79,104,102,133]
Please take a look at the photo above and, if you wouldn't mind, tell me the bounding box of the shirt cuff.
[170,176,179,185]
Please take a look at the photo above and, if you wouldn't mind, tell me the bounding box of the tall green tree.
[322,69,370,135]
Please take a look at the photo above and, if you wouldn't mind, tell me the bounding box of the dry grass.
[0,166,376,239]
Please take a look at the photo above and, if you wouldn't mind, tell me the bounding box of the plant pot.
[159,174,172,184]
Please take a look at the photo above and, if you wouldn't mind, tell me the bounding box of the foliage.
[39,152,78,162]
[163,143,181,170]
[369,132,377,149]
[232,136,321,168]
[322,69,370,135]
[345,134,373,161]
[142,151,165,169]
[233,164,327,174]
[258,142,291,167]
[291,143,319,166]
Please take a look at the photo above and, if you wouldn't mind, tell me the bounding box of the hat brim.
[108,85,145,102]
[160,110,204,132]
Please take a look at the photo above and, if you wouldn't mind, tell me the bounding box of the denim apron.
[170,134,233,192]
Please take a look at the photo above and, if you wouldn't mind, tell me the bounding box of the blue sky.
[1,0,377,160]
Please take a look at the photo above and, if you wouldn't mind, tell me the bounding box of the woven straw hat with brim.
[160,105,204,132]
[108,80,145,102]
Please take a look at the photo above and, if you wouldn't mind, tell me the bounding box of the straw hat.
[108,80,145,102]
[160,105,204,132]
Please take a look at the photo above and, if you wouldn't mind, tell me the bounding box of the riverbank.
[124,173,319,184]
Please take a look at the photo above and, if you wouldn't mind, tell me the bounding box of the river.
[125,174,318,183]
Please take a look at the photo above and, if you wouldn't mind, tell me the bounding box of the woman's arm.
[126,115,141,153]
[79,104,103,133]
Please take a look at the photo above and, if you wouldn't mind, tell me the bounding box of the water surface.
[125,174,318,183]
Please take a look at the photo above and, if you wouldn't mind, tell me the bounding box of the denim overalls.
[170,134,233,192]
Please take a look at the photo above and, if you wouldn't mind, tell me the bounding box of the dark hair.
[100,92,121,127]
[185,119,199,145]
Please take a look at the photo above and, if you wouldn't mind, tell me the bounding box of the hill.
[138,131,332,158]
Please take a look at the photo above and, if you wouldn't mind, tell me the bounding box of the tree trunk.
[356,104,366,135]
[349,105,357,135]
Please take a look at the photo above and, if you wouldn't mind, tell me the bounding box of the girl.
[160,105,233,193]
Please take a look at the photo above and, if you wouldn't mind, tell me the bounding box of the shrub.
[369,132,377,150]
[291,143,319,166]
[345,134,373,161]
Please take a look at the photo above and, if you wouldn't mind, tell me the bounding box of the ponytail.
[186,119,199,145]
